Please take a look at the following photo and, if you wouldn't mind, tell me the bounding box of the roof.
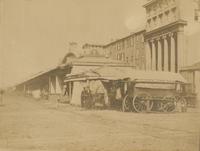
[104,29,146,47]
[65,66,187,83]
[63,56,131,67]
[180,61,200,71]
[15,65,58,86]
[143,0,156,8]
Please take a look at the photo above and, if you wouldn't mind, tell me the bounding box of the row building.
[104,0,188,73]
[15,0,200,103]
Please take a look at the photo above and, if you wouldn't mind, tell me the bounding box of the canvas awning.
[65,66,187,84]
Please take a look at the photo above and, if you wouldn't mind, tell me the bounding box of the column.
[176,29,185,72]
[69,82,72,100]
[55,76,62,94]
[49,76,51,93]
[151,40,156,71]
[170,33,176,72]
[145,41,152,70]
[163,35,169,71]
[49,76,55,94]
[23,84,26,93]
[157,38,162,71]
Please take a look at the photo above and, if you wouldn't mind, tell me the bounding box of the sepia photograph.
[0,0,200,151]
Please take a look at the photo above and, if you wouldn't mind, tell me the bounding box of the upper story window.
[171,7,177,21]
[153,16,157,28]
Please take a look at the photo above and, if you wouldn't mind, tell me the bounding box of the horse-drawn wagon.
[64,67,188,112]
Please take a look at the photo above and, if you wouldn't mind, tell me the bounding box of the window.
[153,16,157,28]
[159,14,163,25]
[122,40,125,49]
[165,11,169,23]
[147,19,151,29]
[171,7,177,21]
[131,37,134,47]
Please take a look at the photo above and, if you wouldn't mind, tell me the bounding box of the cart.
[122,80,187,113]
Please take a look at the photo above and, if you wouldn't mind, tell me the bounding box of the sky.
[0,0,200,88]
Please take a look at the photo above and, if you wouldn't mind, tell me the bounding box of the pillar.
[49,76,51,93]
[69,82,72,100]
[23,84,26,93]
[145,41,152,70]
[157,38,162,71]
[151,40,156,71]
[170,33,176,72]
[49,76,55,94]
[176,28,185,72]
[55,76,62,94]
[163,35,169,71]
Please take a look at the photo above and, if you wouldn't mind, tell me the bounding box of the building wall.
[194,71,200,100]
[145,0,179,32]
[144,0,187,73]
[82,43,105,57]
[105,0,190,72]
[180,70,195,93]
[181,69,200,107]
[105,31,146,70]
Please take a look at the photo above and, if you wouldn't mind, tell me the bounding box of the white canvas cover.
[90,67,187,83]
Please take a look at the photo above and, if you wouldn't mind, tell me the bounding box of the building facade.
[144,0,187,72]
[82,43,105,57]
[104,0,189,72]
[180,62,200,105]
[104,30,146,70]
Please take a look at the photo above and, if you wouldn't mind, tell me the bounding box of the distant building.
[104,0,191,72]
[104,30,146,70]
[82,43,105,57]
[180,61,200,103]
[15,53,131,100]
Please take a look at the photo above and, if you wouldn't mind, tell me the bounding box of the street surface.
[0,94,199,151]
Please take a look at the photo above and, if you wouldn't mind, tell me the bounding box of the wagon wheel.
[122,95,133,112]
[174,96,187,112]
[132,93,154,113]
[162,101,176,112]
[162,97,176,112]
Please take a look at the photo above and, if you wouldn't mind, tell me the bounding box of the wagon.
[65,66,188,112]
[122,79,187,113]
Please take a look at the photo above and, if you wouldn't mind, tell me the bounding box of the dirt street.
[0,94,199,151]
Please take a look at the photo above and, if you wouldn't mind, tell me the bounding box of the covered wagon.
[64,66,188,112]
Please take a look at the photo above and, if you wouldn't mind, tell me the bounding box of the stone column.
[157,38,162,71]
[23,84,26,93]
[49,76,51,94]
[145,41,152,70]
[163,35,169,71]
[170,33,176,72]
[55,76,62,94]
[151,40,156,71]
[69,82,72,101]
[176,28,185,72]
[49,76,55,94]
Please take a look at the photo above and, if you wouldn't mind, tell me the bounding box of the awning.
[64,66,188,84]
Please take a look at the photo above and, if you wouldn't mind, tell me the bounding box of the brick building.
[104,0,189,72]
[104,30,146,70]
